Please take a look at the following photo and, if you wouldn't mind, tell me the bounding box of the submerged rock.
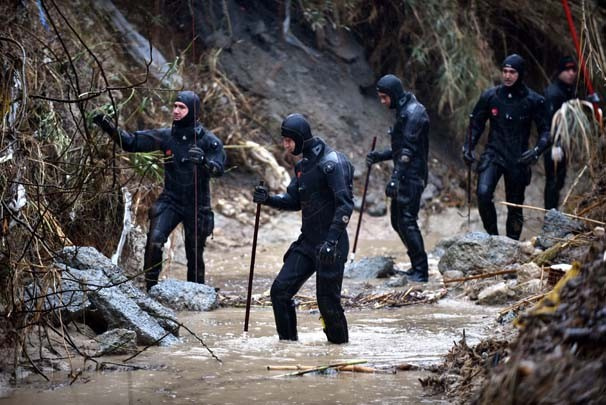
[344,256,396,279]
[438,232,531,275]
[149,280,218,311]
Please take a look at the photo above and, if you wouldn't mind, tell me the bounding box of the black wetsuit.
[543,79,576,209]
[466,82,550,239]
[101,91,225,289]
[372,75,430,280]
[265,137,354,344]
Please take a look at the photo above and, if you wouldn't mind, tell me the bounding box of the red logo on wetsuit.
[491,108,499,117]
[166,149,172,156]
[297,171,302,178]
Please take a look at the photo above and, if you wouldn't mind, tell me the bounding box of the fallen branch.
[267,365,313,371]
[497,201,605,226]
[267,364,392,374]
[498,292,548,315]
[339,364,395,374]
[272,360,367,378]
[444,269,518,284]
[533,242,565,266]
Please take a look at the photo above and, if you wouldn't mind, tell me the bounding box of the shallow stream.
[4,207,510,404]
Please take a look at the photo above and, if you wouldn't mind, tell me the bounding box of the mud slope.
[214,4,392,167]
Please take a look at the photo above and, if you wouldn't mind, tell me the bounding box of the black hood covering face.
[173,90,201,127]
[281,113,313,155]
[376,74,404,109]
[557,55,577,74]
[502,54,526,84]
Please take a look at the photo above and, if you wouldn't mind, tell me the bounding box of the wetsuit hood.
[173,90,201,128]
[376,74,404,109]
[281,113,313,155]
[502,54,526,83]
[557,56,577,75]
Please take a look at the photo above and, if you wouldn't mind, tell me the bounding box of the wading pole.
[466,116,473,230]
[350,136,377,262]
[244,180,264,332]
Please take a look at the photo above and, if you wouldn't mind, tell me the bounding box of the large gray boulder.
[59,246,120,276]
[536,209,585,249]
[60,246,179,332]
[149,280,218,311]
[344,256,396,279]
[87,283,179,346]
[25,265,96,320]
[104,271,180,335]
[431,234,461,258]
[55,246,179,346]
[438,232,532,275]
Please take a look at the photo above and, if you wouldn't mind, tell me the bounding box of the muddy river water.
[6,302,497,405]
[4,207,514,404]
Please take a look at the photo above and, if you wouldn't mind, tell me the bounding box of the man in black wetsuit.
[252,113,354,344]
[543,56,578,210]
[366,74,430,283]
[93,90,226,290]
[462,54,550,240]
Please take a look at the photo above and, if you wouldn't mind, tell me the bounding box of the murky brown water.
[3,208,504,404]
[4,301,496,405]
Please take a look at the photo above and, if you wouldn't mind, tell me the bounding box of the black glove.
[92,113,116,134]
[518,147,539,165]
[188,146,205,165]
[385,178,397,199]
[318,240,338,265]
[206,160,222,176]
[366,151,382,167]
[253,185,269,204]
[462,146,475,165]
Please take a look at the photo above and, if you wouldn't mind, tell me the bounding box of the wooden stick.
[576,197,605,217]
[338,365,393,374]
[497,201,605,226]
[498,292,547,315]
[267,365,314,371]
[267,364,389,374]
[443,269,517,284]
[272,360,367,378]
[562,164,587,208]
